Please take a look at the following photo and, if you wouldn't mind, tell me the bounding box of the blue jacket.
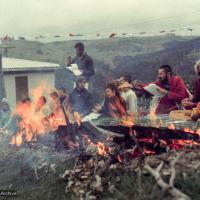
[69,88,93,117]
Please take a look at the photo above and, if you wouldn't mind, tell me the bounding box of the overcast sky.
[1,0,200,37]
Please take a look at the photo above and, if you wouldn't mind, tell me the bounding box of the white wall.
[4,71,55,108]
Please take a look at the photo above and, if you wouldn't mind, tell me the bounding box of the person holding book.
[66,42,95,81]
[134,65,189,114]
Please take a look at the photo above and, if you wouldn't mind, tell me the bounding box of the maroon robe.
[153,76,189,114]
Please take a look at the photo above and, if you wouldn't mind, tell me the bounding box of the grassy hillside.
[1,34,200,97]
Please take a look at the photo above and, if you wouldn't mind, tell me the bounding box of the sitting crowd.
[2,60,200,132]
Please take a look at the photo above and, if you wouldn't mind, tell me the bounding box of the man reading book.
[135,65,189,114]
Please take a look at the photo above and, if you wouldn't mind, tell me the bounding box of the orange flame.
[121,115,134,127]
[10,131,23,147]
[149,107,157,126]
[167,122,175,130]
[10,82,69,146]
[97,142,107,156]
[74,112,82,127]
[144,148,155,155]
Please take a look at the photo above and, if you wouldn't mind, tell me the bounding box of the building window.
[15,76,28,103]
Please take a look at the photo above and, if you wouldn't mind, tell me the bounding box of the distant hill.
[1,34,200,99]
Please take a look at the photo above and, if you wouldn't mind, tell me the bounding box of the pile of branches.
[61,147,200,200]
[1,125,200,200]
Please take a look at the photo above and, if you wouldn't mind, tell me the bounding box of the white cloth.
[121,89,137,114]
[81,112,101,122]
[66,64,82,76]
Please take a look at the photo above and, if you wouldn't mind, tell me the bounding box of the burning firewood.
[98,124,200,142]
[2,125,199,200]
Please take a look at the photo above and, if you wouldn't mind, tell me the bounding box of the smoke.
[0,123,71,171]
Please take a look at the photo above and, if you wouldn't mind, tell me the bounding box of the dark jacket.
[72,52,94,79]
[69,88,93,117]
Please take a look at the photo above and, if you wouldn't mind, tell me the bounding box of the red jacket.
[101,96,127,118]
[154,76,189,114]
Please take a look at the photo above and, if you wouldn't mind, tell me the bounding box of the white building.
[2,57,60,107]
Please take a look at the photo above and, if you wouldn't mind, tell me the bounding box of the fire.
[10,131,23,147]
[144,148,155,155]
[97,142,107,156]
[167,122,175,129]
[10,82,69,146]
[83,134,110,157]
[74,112,82,127]
[149,107,157,126]
[9,81,200,162]
[121,115,134,127]
[183,127,194,134]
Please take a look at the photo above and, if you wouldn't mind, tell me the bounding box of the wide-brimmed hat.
[118,82,133,89]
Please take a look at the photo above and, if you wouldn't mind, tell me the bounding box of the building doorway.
[15,76,28,103]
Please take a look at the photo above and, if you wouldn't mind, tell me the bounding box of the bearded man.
[151,65,189,114]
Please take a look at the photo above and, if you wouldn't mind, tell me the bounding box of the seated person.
[119,74,132,84]
[118,82,137,116]
[111,74,132,89]
[182,60,200,108]
[35,96,47,113]
[46,91,70,131]
[57,87,69,105]
[14,97,32,119]
[49,91,60,113]
[69,75,93,118]
[132,80,152,115]
[57,87,73,118]
[95,83,126,118]
[0,98,11,128]
[134,65,189,114]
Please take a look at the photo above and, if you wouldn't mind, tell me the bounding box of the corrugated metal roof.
[2,57,60,72]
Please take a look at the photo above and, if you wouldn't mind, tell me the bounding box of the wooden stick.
[144,164,190,200]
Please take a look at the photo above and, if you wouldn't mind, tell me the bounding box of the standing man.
[67,42,95,82]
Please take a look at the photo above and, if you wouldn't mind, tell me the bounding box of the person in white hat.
[118,82,137,116]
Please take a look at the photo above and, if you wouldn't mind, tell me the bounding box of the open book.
[66,63,82,76]
[81,112,101,122]
[144,83,164,97]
